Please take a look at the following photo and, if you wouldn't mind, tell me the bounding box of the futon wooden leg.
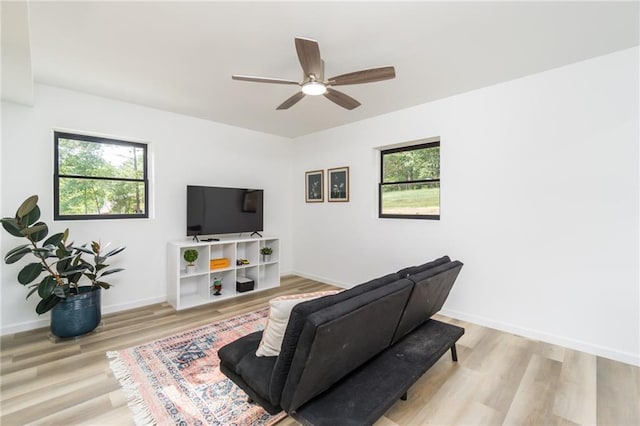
[400,392,407,401]
[451,344,458,362]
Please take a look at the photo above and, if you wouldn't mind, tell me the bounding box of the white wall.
[2,49,637,367]
[1,84,294,334]
[291,47,639,365]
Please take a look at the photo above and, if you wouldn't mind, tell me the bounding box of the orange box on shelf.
[210,258,230,270]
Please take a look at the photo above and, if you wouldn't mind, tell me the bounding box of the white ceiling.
[2,1,639,138]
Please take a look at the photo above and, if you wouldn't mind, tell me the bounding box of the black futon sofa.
[218,256,464,425]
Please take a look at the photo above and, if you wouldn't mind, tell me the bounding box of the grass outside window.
[379,141,440,219]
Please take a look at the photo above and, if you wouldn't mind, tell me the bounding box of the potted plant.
[1,195,125,338]
[183,249,198,274]
[260,246,273,262]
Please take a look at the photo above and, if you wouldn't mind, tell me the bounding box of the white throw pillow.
[255,290,339,357]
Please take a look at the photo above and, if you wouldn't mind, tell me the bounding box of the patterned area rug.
[107,307,285,425]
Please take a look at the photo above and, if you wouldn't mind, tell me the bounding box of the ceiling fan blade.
[329,66,396,86]
[324,88,361,110]
[276,92,306,110]
[232,75,299,85]
[295,37,322,79]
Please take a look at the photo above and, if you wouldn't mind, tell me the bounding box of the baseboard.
[0,273,339,335]
[1,318,50,335]
[1,295,167,336]
[290,270,351,289]
[8,278,634,367]
[440,308,640,367]
[102,295,166,315]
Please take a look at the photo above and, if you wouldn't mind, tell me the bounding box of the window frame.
[54,131,149,220]
[379,141,441,220]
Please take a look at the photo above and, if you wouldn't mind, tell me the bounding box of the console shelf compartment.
[168,236,280,310]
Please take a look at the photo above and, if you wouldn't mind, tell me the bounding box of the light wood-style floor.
[1,275,638,425]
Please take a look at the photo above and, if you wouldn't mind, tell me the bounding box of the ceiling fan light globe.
[302,81,327,96]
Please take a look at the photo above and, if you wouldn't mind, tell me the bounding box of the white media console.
[167,236,280,310]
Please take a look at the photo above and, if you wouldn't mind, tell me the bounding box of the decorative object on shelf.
[0,195,125,338]
[212,277,223,296]
[236,276,255,293]
[210,258,230,270]
[305,170,324,203]
[236,258,250,266]
[328,166,350,202]
[260,246,273,262]
[183,249,198,274]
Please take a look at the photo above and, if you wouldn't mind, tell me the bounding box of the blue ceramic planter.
[50,287,101,338]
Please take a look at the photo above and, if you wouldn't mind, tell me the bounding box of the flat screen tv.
[187,185,264,236]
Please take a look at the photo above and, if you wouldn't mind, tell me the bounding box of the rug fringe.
[107,350,156,426]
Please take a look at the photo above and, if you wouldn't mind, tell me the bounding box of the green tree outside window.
[54,132,148,220]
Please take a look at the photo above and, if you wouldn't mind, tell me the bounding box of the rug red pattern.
[107,307,285,425]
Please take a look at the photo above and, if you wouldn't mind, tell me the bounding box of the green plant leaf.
[53,254,76,272]
[91,241,100,253]
[18,263,44,284]
[59,264,90,276]
[16,195,38,220]
[78,258,94,273]
[36,294,60,315]
[96,281,111,289]
[30,222,49,242]
[5,244,30,257]
[37,276,57,298]
[56,258,70,274]
[26,285,39,299]
[72,246,94,255]
[32,248,57,262]
[105,246,126,258]
[68,272,83,284]
[100,268,124,277]
[53,287,66,298]
[21,223,46,237]
[4,245,32,264]
[55,246,70,258]
[43,232,65,247]
[22,205,41,227]
[1,218,24,237]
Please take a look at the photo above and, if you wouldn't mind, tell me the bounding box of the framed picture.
[328,166,349,202]
[305,170,324,202]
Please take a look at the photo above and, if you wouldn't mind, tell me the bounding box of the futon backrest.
[268,272,400,405]
[391,260,463,345]
[397,255,451,279]
[279,278,414,413]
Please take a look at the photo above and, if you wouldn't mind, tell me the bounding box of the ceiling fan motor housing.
[305,60,325,84]
[231,37,396,110]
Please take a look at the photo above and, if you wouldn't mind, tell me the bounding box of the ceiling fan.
[232,37,396,110]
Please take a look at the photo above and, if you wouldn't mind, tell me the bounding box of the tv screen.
[187,185,264,236]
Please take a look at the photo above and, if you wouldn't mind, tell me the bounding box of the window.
[379,140,440,219]
[54,131,148,220]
